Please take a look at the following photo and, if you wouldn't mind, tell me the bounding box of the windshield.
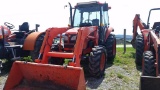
[73,6,101,27]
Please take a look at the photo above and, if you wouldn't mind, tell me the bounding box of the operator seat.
[19,22,29,32]
[13,22,29,39]
[92,19,99,26]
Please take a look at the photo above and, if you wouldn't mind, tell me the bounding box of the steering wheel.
[4,22,15,29]
[84,19,92,23]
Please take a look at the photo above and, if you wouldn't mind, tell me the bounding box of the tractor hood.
[65,27,79,35]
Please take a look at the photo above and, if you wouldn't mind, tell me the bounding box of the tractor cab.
[53,1,111,52]
[72,1,110,28]
[59,1,112,48]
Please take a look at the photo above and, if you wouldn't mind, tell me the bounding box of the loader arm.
[35,26,98,67]
[131,14,147,48]
[35,27,69,63]
[72,26,98,67]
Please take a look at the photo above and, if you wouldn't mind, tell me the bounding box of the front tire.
[143,51,156,76]
[89,46,107,78]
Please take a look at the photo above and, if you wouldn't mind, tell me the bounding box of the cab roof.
[75,1,109,11]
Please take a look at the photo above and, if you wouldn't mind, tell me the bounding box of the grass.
[113,47,135,67]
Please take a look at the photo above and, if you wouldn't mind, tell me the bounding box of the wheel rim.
[100,53,105,71]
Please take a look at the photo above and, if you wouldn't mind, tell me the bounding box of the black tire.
[143,51,156,76]
[30,33,45,61]
[105,34,116,61]
[48,57,64,65]
[0,42,5,59]
[89,46,107,78]
[135,35,144,66]
[0,41,12,60]
[48,43,64,65]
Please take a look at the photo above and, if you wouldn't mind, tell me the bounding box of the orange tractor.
[0,22,44,61]
[4,1,116,90]
[131,8,160,66]
[131,8,160,90]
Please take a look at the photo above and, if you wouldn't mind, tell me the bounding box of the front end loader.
[4,1,116,90]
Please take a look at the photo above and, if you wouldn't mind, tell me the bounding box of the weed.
[1,59,8,63]
[21,56,33,62]
[117,73,124,79]
[110,71,115,77]
[123,76,130,83]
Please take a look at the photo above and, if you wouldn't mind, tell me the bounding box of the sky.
[0,0,160,35]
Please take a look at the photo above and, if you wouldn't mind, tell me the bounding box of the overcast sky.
[0,0,160,35]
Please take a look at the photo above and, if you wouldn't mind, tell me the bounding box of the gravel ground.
[0,72,8,90]
[86,65,141,90]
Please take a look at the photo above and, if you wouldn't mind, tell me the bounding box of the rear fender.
[105,27,114,41]
[23,32,45,50]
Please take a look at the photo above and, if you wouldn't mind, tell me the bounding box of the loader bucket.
[4,61,86,90]
[140,76,160,90]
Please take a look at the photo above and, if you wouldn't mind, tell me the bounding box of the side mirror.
[64,5,68,9]
[108,6,111,9]
[35,24,40,32]
[36,24,40,27]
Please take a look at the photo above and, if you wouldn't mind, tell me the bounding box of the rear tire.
[30,33,45,61]
[143,51,156,76]
[105,34,116,61]
[89,46,107,78]
[135,35,144,66]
